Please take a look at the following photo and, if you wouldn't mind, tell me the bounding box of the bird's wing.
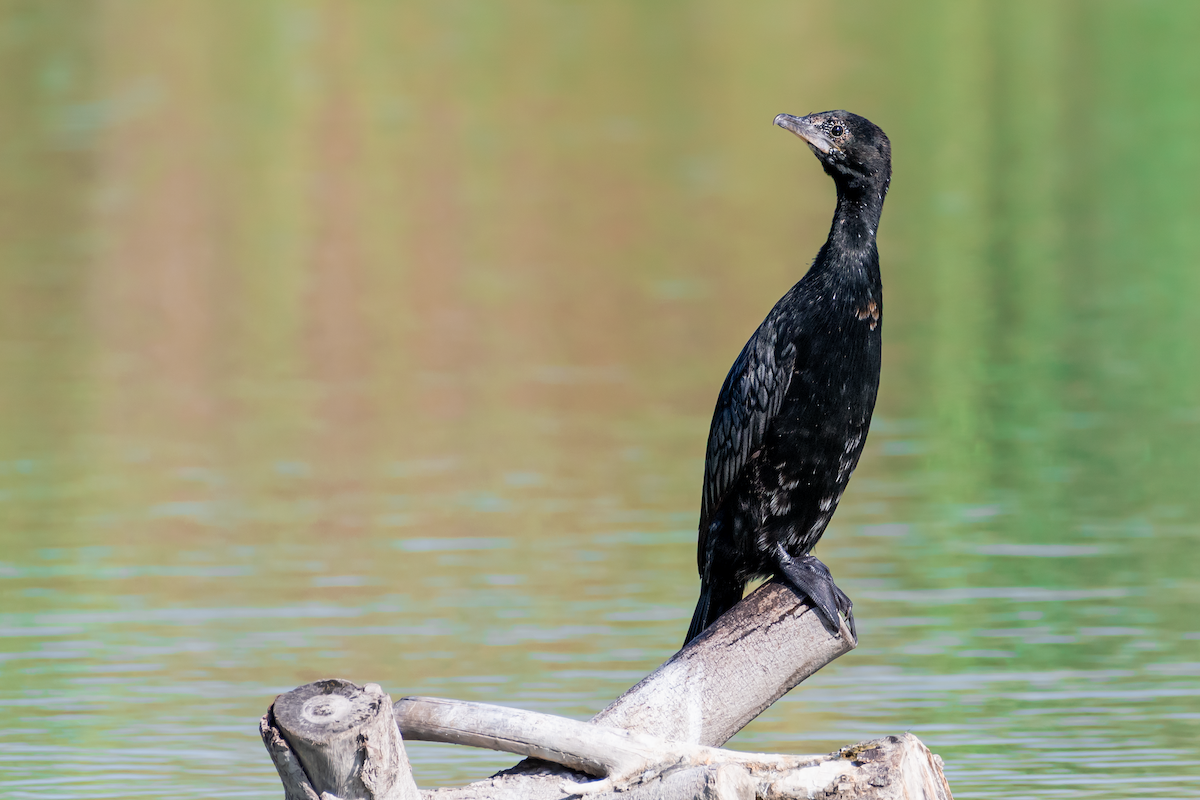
[697,334,797,567]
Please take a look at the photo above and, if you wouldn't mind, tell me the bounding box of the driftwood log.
[261,580,953,799]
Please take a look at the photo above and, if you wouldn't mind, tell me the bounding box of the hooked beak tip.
[774,113,835,155]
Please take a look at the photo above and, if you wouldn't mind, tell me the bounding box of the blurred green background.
[1,1,1198,798]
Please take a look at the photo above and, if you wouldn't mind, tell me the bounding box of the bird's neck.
[827,186,884,258]
[807,185,885,294]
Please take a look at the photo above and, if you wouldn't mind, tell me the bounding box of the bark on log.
[591,580,857,746]
[262,679,420,800]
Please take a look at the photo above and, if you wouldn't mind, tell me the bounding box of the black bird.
[684,110,891,646]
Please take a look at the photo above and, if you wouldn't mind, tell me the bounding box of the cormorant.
[684,110,892,646]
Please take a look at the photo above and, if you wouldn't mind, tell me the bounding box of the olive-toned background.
[1,2,1198,798]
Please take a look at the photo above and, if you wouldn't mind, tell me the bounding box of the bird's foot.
[774,549,856,641]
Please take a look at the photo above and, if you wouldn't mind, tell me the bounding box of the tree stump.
[261,679,420,800]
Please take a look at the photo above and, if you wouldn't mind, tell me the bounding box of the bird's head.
[774,110,891,198]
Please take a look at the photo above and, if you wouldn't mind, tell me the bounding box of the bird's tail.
[683,573,745,647]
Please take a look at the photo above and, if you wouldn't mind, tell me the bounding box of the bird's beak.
[774,113,835,155]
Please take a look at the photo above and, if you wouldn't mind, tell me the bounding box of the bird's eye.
[830,124,845,137]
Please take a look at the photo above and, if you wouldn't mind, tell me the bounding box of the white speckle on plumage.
[836,455,856,484]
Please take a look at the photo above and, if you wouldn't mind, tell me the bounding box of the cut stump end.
[263,678,419,800]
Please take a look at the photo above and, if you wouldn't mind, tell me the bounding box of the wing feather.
[696,332,798,568]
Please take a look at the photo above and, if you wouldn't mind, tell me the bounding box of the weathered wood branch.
[591,580,856,746]
[395,696,950,800]
[395,695,827,788]
[262,679,420,800]
[397,695,676,780]
[396,581,913,799]
[398,580,852,769]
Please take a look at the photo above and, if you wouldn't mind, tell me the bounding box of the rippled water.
[2,2,1199,798]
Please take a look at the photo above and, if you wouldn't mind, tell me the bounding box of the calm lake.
[1,2,1198,798]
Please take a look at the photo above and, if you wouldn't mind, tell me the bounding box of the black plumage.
[684,110,892,646]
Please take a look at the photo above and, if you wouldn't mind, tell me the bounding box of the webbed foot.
[774,547,856,640]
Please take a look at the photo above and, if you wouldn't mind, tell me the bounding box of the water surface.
[1,2,1198,798]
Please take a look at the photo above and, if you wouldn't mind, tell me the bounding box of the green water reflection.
[1,2,1198,798]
